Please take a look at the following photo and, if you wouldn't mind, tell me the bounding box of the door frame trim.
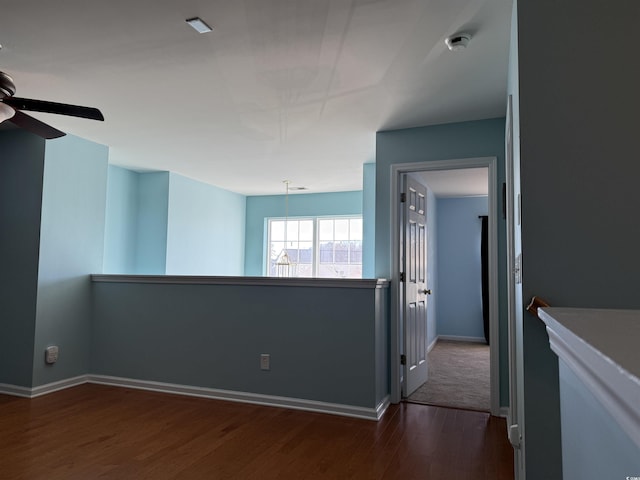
[389,157,500,416]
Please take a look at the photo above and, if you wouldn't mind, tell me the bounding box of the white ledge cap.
[539,307,640,450]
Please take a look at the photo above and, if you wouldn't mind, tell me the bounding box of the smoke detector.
[445,33,471,51]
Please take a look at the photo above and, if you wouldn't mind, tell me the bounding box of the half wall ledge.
[91,274,390,289]
[538,307,640,450]
[89,273,391,418]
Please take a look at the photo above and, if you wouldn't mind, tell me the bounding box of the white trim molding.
[375,396,391,420]
[1,375,390,421]
[0,383,32,398]
[389,157,500,417]
[427,337,438,353]
[31,375,88,397]
[437,335,488,344]
[0,375,391,421]
[539,307,640,450]
[88,375,389,421]
[0,375,88,399]
[91,274,390,290]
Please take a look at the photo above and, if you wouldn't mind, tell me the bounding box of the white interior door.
[402,175,430,397]
[506,95,526,478]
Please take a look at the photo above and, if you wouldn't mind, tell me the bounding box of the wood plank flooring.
[0,384,514,479]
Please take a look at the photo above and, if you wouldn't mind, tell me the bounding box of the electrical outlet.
[45,346,59,364]
[260,353,270,371]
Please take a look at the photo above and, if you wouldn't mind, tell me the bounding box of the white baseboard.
[499,406,509,418]
[0,375,88,399]
[0,374,389,421]
[31,375,88,397]
[88,375,386,421]
[427,337,438,353]
[376,396,391,420]
[437,335,487,344]
[0,383,32,398]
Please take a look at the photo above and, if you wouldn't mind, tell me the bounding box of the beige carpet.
[406,339,490,412]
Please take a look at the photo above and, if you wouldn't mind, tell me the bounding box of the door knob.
[421,289,432,295]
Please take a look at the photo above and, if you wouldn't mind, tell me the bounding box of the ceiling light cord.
[275,180,293,277]
[284,180,290,246]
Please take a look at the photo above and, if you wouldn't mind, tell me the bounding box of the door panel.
[506,94,526,478]
[403,175,430,397]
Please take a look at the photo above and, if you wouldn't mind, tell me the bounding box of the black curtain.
[480,215,490,344]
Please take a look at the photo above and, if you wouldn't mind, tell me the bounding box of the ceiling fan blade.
[9,111,66,139]
[4,97,104,121]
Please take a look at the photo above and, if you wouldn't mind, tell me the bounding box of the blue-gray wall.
[436,196,488,339]
[0,130,45,387]
[244,191,363,276]
[558,361,640,480]
[0,132,108,388]
[166,173,245,275]
[104,169,246,275]
[375,118,509,406]
[32,135,108,386]
[362,163,376,278]
[91,280,387,408]
[103,165,138,273]
[136,172,169,274]
[512,0,640,478]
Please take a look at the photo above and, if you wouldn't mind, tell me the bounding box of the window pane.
[299,220,314,241]
[299,242,313,263]
[335,242,349,263]
[318,219,333,240]
[269,241,286,276]
[350,241,362,263]
[318,263,339,278]
[333,265,349,278]
[334,219,349,240]
[267,216,362,278]
[350,219,362,241]
[347,265,362,278]
[270,242,285,261]
[286,220,299,242]
[286,246,299,263]
[297,263,313,277]
[271,221,285,241]
[319,241,333,263]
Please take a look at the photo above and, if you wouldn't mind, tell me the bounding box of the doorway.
[390,157,500,416]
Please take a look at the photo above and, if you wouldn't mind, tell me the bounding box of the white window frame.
[265,215,363,278]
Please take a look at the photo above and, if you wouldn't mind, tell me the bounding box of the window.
[267,216,362,278]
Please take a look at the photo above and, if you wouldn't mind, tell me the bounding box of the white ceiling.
[415,167,488,197]
[0,0,512,195]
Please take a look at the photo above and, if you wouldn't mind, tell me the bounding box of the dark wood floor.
[0,384,513,479]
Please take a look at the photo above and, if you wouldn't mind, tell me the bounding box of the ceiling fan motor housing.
[0,71,16,98]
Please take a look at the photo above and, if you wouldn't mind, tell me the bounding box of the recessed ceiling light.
[186,17,213,34]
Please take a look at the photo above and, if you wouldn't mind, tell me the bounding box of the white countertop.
[538,307,640,449]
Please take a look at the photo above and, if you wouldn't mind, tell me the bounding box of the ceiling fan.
[0,70,104,139]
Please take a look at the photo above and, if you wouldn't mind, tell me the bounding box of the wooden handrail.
[526,296,550,317]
